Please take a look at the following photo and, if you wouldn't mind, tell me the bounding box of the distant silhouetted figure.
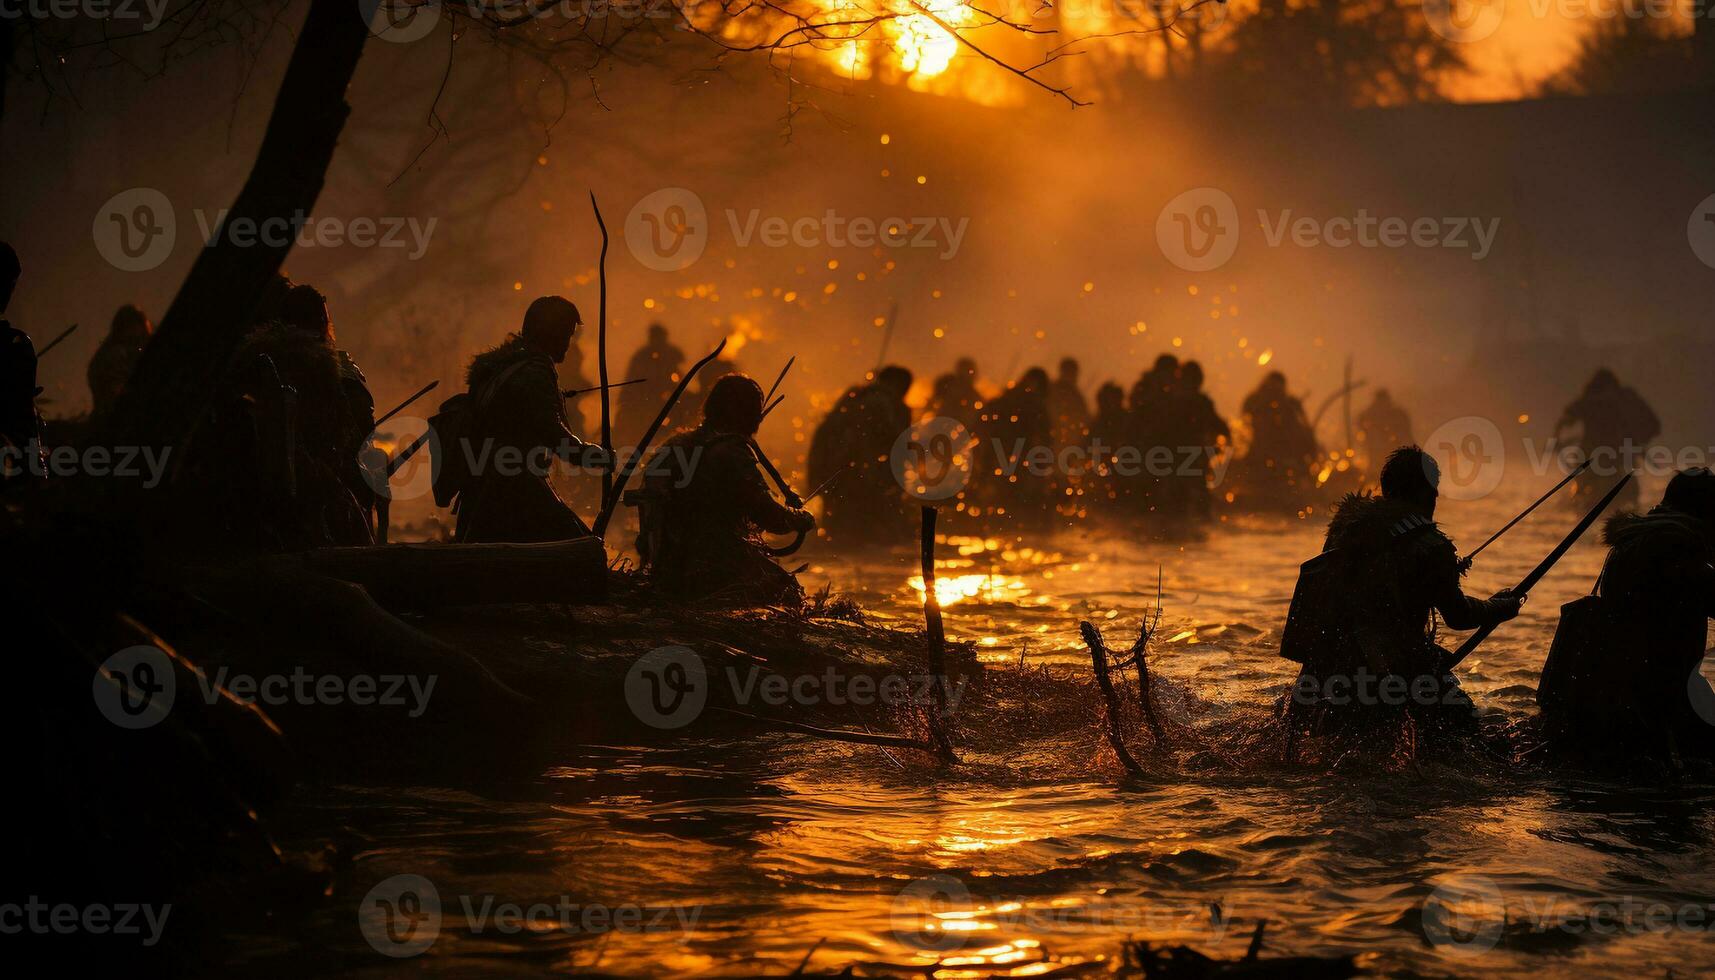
[88,304,153,419]
[1046,357,1090,449]
[808,366,913,541]
[454,297,609,543]
[1167,360,1230,523]
[639,375,815,606]
[1538,467,1715,764]
[1356,389,1412,464]
[1089,381,1129,509]
[1279,446,1522,745]
[979,367,1053,516]
[616,323,685,447]
[0,242,44,484]
[560,332,593,443]
[688,350,741,422]
[1238,370,1321,508]
[1555,368,1660,510]
[928,356,983,431]
[1125,355,1181,516]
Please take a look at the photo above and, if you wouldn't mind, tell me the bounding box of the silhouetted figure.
[87,304,152,420]
[1555,368,1660,511]
[928,356,983,431]
[1168,360,1230,523]
[0,242,44,485]
[1046,357,1090,449]
[979,366,1054,517]
[1279,447,1522,744]
[454,297,608,543]
[1538,467,1715,764]
[1089,381,1129,510]
[1125,355,1180,516]
[616,323,685,447]
[1355,388,1412,464]
[689,351,741,422]
[639,375,815,605]
[232,284,375,546]
[561,333,593,443]
[808,366,913,541]
[1238,370,1321,509]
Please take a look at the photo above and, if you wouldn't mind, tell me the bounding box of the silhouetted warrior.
[560,332,593,443]
[234,284,375,546]
[980,367,1054,516]
[688,349,741,422]
[1124,355,1180,515]
[1239,370,1320,507]
[928,357,983,431]
[1355,388,1412,463]
[455,297,608,543]
[87,304,152,419]
[0,242,44,484]
[616,323,685,446]
[1280,447,1522,742]
[640,375,815,605]
[1046,357,1090,449]
[1555,368,1660,510]
[1538,468,1715,763]
[1168,360,1229,522]
[808,366,913,540]
[1089,381,1129,509]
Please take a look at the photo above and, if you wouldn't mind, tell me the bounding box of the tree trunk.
[109,0,369,453]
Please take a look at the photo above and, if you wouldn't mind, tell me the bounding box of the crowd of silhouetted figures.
[801,351,1422,543]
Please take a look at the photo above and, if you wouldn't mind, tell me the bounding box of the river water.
[242,473,1715,977]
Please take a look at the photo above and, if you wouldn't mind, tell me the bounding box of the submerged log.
[296,537,608,609]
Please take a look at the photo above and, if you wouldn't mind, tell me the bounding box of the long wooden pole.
[919,506,957,763]
[590,193,614,511]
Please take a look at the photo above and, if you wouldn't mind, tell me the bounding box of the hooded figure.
[455,297,608,544]
[808,365,913,541]
[1538,468,1715,763]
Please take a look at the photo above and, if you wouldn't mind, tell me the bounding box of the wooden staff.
[591,338,728,539]
[590,192,614,511]
[919,506,957,763]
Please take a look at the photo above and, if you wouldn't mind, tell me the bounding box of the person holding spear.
[1279,445,1528,744]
